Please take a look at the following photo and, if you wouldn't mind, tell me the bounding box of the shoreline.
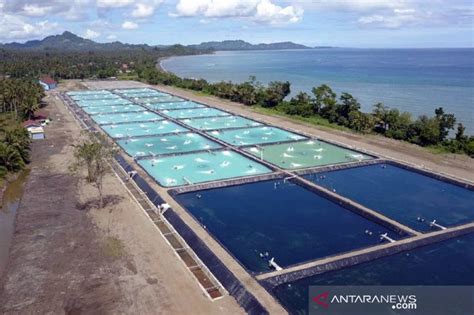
[157,50,217,74]
[156,57,169,73]
[156,51,474,134]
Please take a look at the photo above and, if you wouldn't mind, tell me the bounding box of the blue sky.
[0,0,473,47]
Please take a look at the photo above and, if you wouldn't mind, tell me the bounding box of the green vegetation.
[138,69,473,157]
[0,79,43,180]
[70,132,117,208]
[0,45,209,81]
[0,78,44,120]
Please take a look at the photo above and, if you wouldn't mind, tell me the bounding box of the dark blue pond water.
[175,180,400,273]
[272,233,474,315]
[304,164,474,232]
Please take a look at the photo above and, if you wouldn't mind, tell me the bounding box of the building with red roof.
[39,76,57,90]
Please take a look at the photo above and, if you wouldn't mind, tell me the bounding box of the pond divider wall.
[384,160,474,190]
[164,209,268,315]
[295,159,473,190]
[169,172,284,195]
[292,176,419,236]
[112,130,191,141]
[259,224,474,287]
[113,154,268,315]
[134,147,225,161]
[293,158,382,176]
[99,117,166,126]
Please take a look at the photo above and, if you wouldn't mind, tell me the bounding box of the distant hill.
[188,40,310,51]
[0,31,154,51]
[1,33,311,52]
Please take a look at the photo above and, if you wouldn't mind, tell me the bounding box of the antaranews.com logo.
[308,286,473,315]
[313,291,417,310]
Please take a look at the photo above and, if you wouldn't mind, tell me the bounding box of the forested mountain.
[0,31,156,51]
[188,40,310,51]
[1,32,310,52]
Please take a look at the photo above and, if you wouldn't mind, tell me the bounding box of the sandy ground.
[0,81,243,314]
[154,84,474,183]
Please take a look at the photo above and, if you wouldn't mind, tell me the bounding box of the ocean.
[162,48,474,134]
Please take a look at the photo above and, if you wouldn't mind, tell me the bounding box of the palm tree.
[0,142,25,172]
[5,127,31,163]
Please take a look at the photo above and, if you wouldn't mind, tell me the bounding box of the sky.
[0,0,473,48]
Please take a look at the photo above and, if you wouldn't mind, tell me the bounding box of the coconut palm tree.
[0,142,25,172]
[5,127,31,163]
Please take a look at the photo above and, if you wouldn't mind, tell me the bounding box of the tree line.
[0,78,44,178]
[0,45,209,80]
[138,69,473,157]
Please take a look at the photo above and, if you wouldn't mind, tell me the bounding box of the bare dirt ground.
[0,81,242,314]
[155,84,474,183]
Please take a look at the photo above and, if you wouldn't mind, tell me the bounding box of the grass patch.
[425,144,463,155]
[253,106,352,132]
[102,236,126,259]
[117,74,139,81]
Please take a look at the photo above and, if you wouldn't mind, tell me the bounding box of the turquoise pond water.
[76,99,132,107]
[101,120,188,138]
[148,101,205,110]
[272,233,474,315]
[139,150,271,187]
[82,104,145,115]
[116,132,221,157]
[67,90,110,96]
[113,88,157,94]
[163,107,230,119]
[70,94,120,101]
[245,139,372,169]
[91,111,163,125]
[135,96,185,104]
[123,92,167,98]
[305,163,474,232]
[175,179,401,272]
[182,115,262,130]
[207,126,306,146]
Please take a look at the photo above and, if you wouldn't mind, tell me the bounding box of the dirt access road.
[0,81,242,315]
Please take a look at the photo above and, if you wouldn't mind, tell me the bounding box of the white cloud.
[97,0,134,8]
[0,13,59,41]
[358,7,426,28]
[122,20,138,29]
[132,3,155,18]
[22,4,53,16]
[1,1,92,21]
[107,34,117,40]
[83,28,100,39]
[173,0,303,25]
[255,0,302,24]
[292,0,405,12]
[296,0,473,29]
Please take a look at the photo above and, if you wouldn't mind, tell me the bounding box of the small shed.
[39,76,57,90]
[23,121,45,140]
[28,126,45,140]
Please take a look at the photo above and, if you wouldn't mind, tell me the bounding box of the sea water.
[163,49,474,133]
